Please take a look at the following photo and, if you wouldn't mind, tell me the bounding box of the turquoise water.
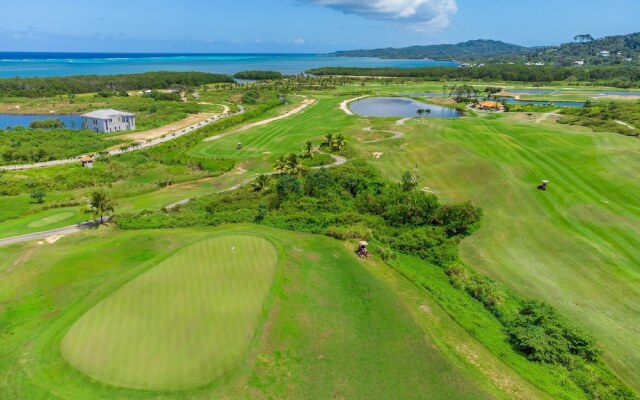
[0,52,457,78]
[349,97,462,118]
[0,114,83,129]
[497,97,585,107]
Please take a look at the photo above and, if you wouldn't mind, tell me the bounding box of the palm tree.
[251,174,272,193]
[84,189,115,223]
[274,155,288,173]
[302,140,314,159]
[284,153,302,175]
[423,108,432,117]
[320,133,334,150]
[416,109,424,117]
[333,134,347,151]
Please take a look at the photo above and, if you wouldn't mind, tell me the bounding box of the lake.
[508,89,556,95]
[0,114,83,130]
[0,52,458,78]
[497,98,585,107]
[349,97,463,118]
[598,91,640,97]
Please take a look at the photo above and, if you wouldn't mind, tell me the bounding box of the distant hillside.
[332,33,640,66]
[521,32,640,66]
[332,39,529,61]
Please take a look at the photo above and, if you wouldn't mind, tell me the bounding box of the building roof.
[479,101,503,108]
[81,109,136,119]
[80,156,93,162]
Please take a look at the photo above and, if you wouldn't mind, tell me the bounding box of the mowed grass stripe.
[190,99,353,167]
[360,114,640,388]
[61,235,277,391]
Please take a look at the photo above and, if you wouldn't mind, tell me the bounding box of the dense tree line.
[234,70,283,80]
[307,64,640,87]
[0,71,234,97]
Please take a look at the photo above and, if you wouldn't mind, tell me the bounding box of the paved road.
[0,217,109,247]
[0,106,245,171]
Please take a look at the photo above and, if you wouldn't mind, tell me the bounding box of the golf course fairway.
[61,235,278,391]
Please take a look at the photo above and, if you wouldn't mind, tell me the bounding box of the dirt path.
[204,97,316,142]
[536,109,561,124]
[339,96,369,115]
[615,120,637,130]
[122,113,215,141]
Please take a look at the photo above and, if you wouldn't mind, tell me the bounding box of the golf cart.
[537,180,549,191]
[357,241,371,258]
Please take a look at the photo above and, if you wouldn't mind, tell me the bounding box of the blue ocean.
[0,52,457,78]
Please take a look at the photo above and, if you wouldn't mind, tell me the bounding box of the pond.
[0,114,83,130]
[399,92,450,98]
[508,89,556,95]
[496,98,585,107]
[597,91,640,97]
[350,97,463,118]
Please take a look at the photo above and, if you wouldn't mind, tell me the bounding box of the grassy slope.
[357,113,640,389]
[188,96,356,173]
[61,235,277,391]
[0,225,497,399]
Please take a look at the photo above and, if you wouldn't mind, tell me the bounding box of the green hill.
[332,39,528,61]
[332,33,640,66]
[523,32,640,66]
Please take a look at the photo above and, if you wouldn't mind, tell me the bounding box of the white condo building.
[82,109,136,133]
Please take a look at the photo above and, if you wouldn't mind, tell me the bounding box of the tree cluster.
[0,71,233,97]
[307,64,640,87]
[234,71,283,80]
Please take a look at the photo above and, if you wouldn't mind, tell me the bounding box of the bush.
[507,301,601,365]
[29,119,66,129]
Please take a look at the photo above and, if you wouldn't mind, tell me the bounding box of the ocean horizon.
[0,52,458,78]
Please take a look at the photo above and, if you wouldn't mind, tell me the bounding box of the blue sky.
[1,0,639,53]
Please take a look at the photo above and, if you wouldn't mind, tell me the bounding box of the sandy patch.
[339,95,369,115]
[420,304,432,315]
[121,113,216,141]
[46,235,64,244]
[206,135,222,142]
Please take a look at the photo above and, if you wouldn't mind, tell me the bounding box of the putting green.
[60,235,278,391]
[26,212,75,228]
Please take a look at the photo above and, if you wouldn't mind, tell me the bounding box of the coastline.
[0,53,457,78]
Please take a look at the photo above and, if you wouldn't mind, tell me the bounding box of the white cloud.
[301,0,457,31]
[292,38,305,45]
